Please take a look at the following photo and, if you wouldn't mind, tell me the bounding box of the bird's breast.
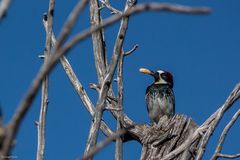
[145,84,175,123]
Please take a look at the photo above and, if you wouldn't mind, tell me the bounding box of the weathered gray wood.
[138,114,199,160]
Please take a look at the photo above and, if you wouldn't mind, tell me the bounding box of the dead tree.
[0,0,240,160]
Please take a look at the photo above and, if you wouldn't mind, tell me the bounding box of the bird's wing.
[145,86,152,113]
[160,87,175,115]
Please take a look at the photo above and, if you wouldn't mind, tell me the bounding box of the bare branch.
[82,128,129,160]
[195,83,240,160]
[218,153,240,159]
[36,2,54,160]
[211,109,240,160]
[84,1,133,157]
[115,49,124,160]
[55,0,89,50]
[1,0,90,155]
[89,83,118,103]
[60,3,210,62]
[89,0,107,83]
[159,125,206,160]
[124,44,139,56]
[1,2,210,156]
[42,17,114,138]
[60,56,114,136]
[160,83,240,160]
[36,79,48,160]
[99,0,122,14]
[0,0,11,21]
[38,55,45,59]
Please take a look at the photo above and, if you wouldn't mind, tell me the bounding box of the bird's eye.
[161,72,173,83]
[161,73,168,80]
[161,72,174,87]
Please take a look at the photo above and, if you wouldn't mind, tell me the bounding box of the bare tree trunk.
[140,115,199,160]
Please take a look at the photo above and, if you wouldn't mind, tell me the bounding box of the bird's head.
[139,67,174,88]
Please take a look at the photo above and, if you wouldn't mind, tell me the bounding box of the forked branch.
[211,109,240,160]
[42,16,113,137]
[195,83,240,160]
[1,1,210,157]
[160,83,240,160]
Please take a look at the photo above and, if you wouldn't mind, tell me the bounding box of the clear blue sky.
[0,0,240,159]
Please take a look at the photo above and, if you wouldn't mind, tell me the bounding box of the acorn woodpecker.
[139,68,175,124]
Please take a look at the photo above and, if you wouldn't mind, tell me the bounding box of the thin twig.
[195,83,240,160]
[115,49,124,160]
[124,44,139,56]
[218,153,240,159]
[82,128,129,160]
[211,109,240,160]
[0,0,11,21]
[36,1,54,160]
[84,1,133,158]
[60,3,210,64]
[1,0,89,156]
[89,0,107,83]
[38,55,45,59]
[55,0,89,50]
[42,17,113,138]
[60,56,114,136]
[99,0,122,14]
[89,83,118,103]
[36,76,49,160]
[2,2,210,156]
[55,3,211,150]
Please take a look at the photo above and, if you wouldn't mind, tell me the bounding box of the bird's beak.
[139,68,154,75]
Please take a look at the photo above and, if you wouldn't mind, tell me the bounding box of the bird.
[139,67,175,124]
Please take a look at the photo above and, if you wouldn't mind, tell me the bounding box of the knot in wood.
[119,34,124,39]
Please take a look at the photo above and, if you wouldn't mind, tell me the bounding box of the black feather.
[145,84,175,124]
